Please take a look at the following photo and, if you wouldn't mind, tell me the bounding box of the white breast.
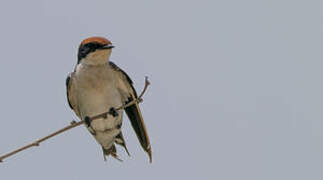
[74,63,123,148]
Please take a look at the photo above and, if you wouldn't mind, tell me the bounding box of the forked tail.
[102,144,122,162]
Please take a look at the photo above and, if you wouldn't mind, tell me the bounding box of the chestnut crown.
[78,37,114,63]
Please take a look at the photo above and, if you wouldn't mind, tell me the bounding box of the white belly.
[75,64,123,149]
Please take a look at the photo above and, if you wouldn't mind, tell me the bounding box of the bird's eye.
[88,44,94,48]
[82,47,90,53]
[87,43,98,49]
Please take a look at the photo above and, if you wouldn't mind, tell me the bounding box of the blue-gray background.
[0,0,322,179]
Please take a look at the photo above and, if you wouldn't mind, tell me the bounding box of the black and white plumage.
[66,37,152,162]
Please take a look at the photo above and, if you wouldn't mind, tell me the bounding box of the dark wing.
[109,61,152,162]
[66,72,80,117]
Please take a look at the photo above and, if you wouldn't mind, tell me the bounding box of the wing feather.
[109,62,152,162]
[66,72,80,117]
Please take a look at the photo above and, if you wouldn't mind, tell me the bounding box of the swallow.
[66,36,152,162]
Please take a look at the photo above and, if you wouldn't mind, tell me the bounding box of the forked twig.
[0,77,150,163]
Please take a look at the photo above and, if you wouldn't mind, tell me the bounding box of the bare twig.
[0,77,150,163]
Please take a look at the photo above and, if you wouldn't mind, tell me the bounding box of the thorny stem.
[0,77,150,163]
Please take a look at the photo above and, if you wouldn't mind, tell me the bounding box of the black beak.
[99,44,115,49]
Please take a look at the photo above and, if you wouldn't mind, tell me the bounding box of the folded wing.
[109,62,152,162]
[66,72,81,117]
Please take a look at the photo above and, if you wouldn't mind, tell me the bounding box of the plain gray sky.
[0,0,322,179]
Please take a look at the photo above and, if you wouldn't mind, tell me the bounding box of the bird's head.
[77,36,114,65]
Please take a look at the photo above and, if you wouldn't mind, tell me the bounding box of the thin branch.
[0,77,150,163]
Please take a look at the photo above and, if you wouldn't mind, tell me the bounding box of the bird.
[66,36,152,162]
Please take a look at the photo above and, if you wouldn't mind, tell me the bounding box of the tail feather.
[102,144,122,162]
[115,132,131,156]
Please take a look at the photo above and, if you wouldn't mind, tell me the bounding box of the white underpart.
[82,49,112,66]
[75,49,122,150]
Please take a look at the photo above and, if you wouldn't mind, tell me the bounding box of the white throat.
[81,49,112,66]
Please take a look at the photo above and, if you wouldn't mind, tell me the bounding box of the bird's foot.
[84,116,96,135]
[70,120,77,125]
[84,116,91,127]
[109,107,119,117]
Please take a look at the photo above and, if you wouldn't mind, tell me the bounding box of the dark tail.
[102,144,122,162]
[115,132,131,156]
